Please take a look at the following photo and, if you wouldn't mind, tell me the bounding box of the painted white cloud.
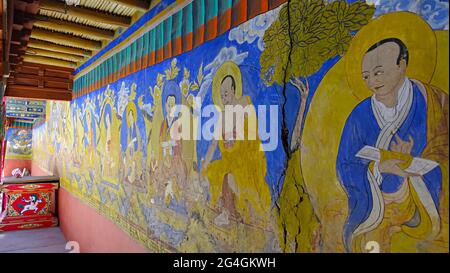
[372,0,448,30]
[228,6,282,51]
[116,82,129,118]
[140,103,153,118]
[198,47,248,102]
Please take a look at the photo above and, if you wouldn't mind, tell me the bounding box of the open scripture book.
[356,145,439,176]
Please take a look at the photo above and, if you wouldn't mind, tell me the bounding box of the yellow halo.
[345,12,437,100]
[212,61,243,110]
[125,102,137,124]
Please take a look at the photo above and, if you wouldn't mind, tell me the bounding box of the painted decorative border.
[73,0,287,98]
[7,122,34,130]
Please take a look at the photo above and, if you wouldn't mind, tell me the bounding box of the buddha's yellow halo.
[345,12,437,100]
[212,61,243,110]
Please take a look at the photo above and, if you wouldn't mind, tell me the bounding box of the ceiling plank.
[31,28,102,51]
[28,39,92,57]
[23,54,77,68]
[40,0,132,27]
[34,15,115,41]
[26,47,85,63]
[103,0,149,13]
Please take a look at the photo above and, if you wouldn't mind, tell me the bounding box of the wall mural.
[32,0,449,253]
[6,129,32,160]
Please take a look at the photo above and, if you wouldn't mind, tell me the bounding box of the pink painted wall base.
[28,162,147,252]
[31,161,52,176]
[58,188,149,253]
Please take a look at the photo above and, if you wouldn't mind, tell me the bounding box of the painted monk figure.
[337,38,448,252]
[202,61,271,225]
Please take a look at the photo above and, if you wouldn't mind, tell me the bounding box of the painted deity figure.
[125,105,139,184]
[161,95,178,163]
[85,109,96,166]
[148,76,164,167]
[337,38,449,252]
[158,81,188,206]
[202,61,271,225]
[119,82,145,187]
[105,113,112,155]
[102,111,115,178]
[59,104,73,175]
[74,106,85,165]
[48,102,58,153]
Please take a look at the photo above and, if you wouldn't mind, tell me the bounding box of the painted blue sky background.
[62,0,448,202]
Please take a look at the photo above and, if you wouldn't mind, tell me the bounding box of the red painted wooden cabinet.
[0,176,59,231]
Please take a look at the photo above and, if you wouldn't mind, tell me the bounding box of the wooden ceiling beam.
[23,54,77,69]
[6,61,73,102]
[34,15,115,41]
[11,28,31,42]
[10,40,23,46]
[10,43,27,53]
[4,0,15,73]
[28,39,92,57]
[31,28,102,51]
[40,0,132,27]
[5,85,72,101]
[11,62,74,81]
[12,9,34,24]
[26,47,85,63]
[9,73,71,83]
[13,0,40,14]
[9,55,23,65]
[10,49,26,57]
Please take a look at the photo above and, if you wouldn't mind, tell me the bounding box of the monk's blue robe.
[336,82,442,251]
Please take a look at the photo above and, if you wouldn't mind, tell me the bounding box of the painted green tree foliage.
[260,0,375,152]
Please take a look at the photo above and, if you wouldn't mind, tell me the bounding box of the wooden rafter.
[26,47,85,63]
[31,27,102,51]
[23,54,77,68]
[4,0,149,102]
[40,0,132,28]
[28,39,92,57]
[103,0,150,13]
[34,15,115,41]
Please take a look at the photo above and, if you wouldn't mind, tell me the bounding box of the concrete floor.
[0,227,68,253]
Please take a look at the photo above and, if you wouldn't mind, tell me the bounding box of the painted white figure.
[20,195,42,215]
